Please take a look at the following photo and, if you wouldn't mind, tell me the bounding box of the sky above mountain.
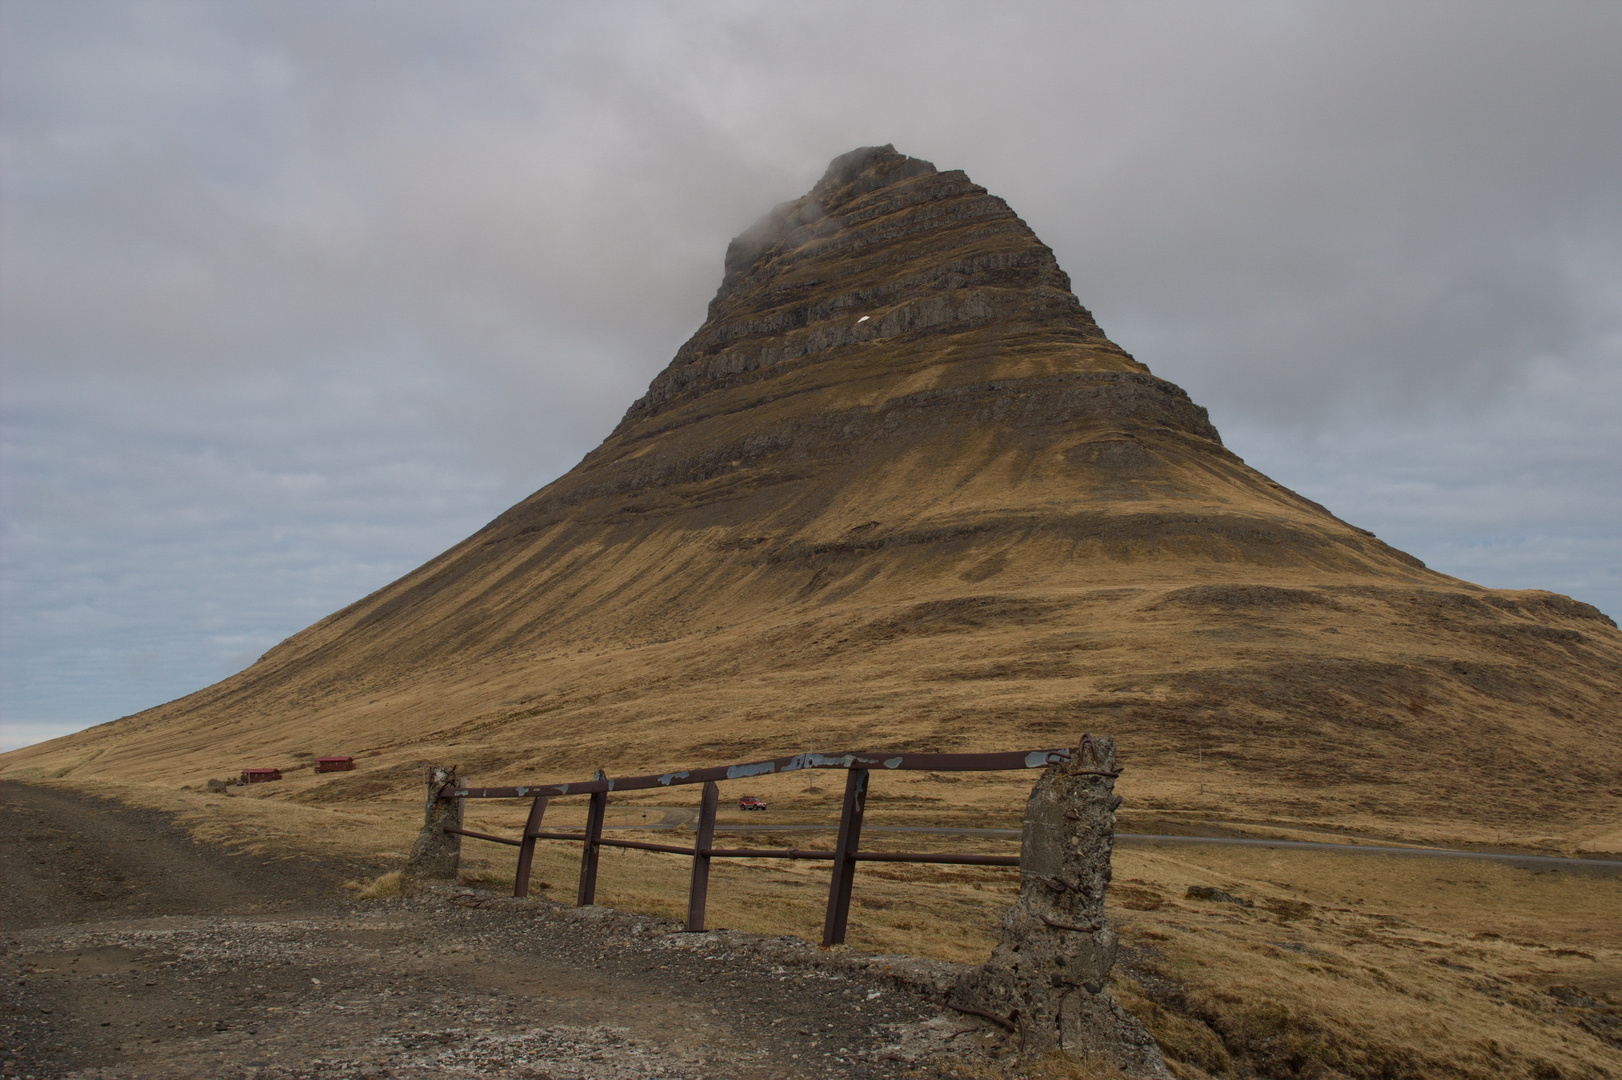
[3,1,1619,751]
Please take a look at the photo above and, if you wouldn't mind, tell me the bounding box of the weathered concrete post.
[951,736,1168,1076]
[406,763,463,879]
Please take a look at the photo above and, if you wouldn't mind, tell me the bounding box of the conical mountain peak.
[626,144,1128,426]
[812,143,937,200]
[9,146,1616,868]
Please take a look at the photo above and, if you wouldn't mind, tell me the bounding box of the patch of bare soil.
[0,782,383,931]
[0,782,1019,1080]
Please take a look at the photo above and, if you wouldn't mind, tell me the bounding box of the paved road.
[1114,834,1622,873]
[601,820,1622,874]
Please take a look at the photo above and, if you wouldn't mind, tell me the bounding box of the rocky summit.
[6,145,1620,854]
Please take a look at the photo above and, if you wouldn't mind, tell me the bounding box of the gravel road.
[0,782,999,1080]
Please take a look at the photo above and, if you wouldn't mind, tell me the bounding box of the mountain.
[7,145,1619,852]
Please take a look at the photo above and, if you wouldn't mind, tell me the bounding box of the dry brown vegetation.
[7,579,1618,859]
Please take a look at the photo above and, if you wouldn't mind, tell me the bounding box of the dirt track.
[0,782,989,1080]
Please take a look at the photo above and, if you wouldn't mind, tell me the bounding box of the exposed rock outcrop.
[406,764,462,879]
[953,736,1168,1074]
[626,145,1116,421]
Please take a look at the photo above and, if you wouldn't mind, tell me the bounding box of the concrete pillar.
[952,736,1168,1075]
[406,763,463,879]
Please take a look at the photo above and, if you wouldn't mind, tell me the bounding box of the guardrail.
[433,746,1115,946]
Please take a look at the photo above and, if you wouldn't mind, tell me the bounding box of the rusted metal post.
[406,764,463,879]
[821,767,868,946]
[512,795,550,898]
[576,770,608,906]
[686,780,719,931]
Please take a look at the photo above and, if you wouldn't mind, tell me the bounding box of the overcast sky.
[3,1,1619,752]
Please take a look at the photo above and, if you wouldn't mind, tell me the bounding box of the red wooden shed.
[240,768,282,783]
[315,756,355,773]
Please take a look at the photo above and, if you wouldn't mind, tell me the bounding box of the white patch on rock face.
[857,316,870,323]
[873,1014,967,1064]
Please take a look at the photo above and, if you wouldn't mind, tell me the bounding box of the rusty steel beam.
[853,851,1019,866]
[441,747,1105,799]
[686,780,719,931]
[822,768,869,947]
[597,836,696,856]
[449,827,1017,867]
[576,772,608,907]
[512,796,550,899]
[703,847,837,859]
[442,826,522,847]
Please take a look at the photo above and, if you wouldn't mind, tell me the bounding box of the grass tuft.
[341,870,409,899]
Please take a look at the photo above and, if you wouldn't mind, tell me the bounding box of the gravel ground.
[1,783,1008,1080]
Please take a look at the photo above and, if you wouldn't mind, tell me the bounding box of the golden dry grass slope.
[6,144,1620,854]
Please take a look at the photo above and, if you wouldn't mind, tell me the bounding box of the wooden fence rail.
[433,745,1113,946]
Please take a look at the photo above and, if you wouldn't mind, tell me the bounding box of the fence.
[432,746,1108,946]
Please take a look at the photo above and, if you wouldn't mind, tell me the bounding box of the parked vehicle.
[738,795,768,811]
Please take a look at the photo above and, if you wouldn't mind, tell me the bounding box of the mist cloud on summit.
[3,1,1619,748]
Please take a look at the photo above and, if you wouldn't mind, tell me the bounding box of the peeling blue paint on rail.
[438,745,1086,801]
[782,753,849,772]
[727,760,776,779]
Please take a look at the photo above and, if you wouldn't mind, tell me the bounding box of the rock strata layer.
[626,144,1115,421]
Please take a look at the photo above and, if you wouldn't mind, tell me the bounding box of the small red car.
[738,795,768,811]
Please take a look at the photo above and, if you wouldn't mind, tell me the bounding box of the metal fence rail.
[437,745,1115,945]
